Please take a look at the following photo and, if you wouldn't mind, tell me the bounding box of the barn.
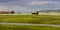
[32,11,39,15]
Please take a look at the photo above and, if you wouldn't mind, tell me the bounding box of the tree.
[11,11,14,14]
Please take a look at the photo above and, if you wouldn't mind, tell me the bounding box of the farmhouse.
[32,11,39,15]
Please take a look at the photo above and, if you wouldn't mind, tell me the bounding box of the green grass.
[0,15,60,24]
[0,24,60,30]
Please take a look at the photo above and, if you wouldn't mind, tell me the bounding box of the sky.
[0,0,60,12]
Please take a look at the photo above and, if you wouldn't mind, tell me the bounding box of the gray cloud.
[0,0,60,12]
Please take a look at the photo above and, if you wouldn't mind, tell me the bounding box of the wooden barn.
[32,11,39,15]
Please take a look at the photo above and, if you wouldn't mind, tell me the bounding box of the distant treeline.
[0,11,14,14]
[39,9,60,13]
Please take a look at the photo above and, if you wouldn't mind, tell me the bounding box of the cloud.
[27,1,59,6]
[0,0,60,12]
[0,0,15,2]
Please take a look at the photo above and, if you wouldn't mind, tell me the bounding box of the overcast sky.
[0,0,60,12]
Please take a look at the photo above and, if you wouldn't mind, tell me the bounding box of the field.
[0,14,60,30]
[0,24,60,30]
[0,14,60,24]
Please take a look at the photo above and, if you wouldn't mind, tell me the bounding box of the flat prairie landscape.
[0,24,60,30]
[0,14,60,24]
[0,14,60,30]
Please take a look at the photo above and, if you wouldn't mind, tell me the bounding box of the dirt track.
[0,22,60,27]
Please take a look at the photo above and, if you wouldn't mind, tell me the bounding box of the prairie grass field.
[0,14,60,24]
[0,24,60,30]
[0,14,60,30]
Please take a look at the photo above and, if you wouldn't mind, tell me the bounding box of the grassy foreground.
[0,24,60,30]
[0,15,60,24]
